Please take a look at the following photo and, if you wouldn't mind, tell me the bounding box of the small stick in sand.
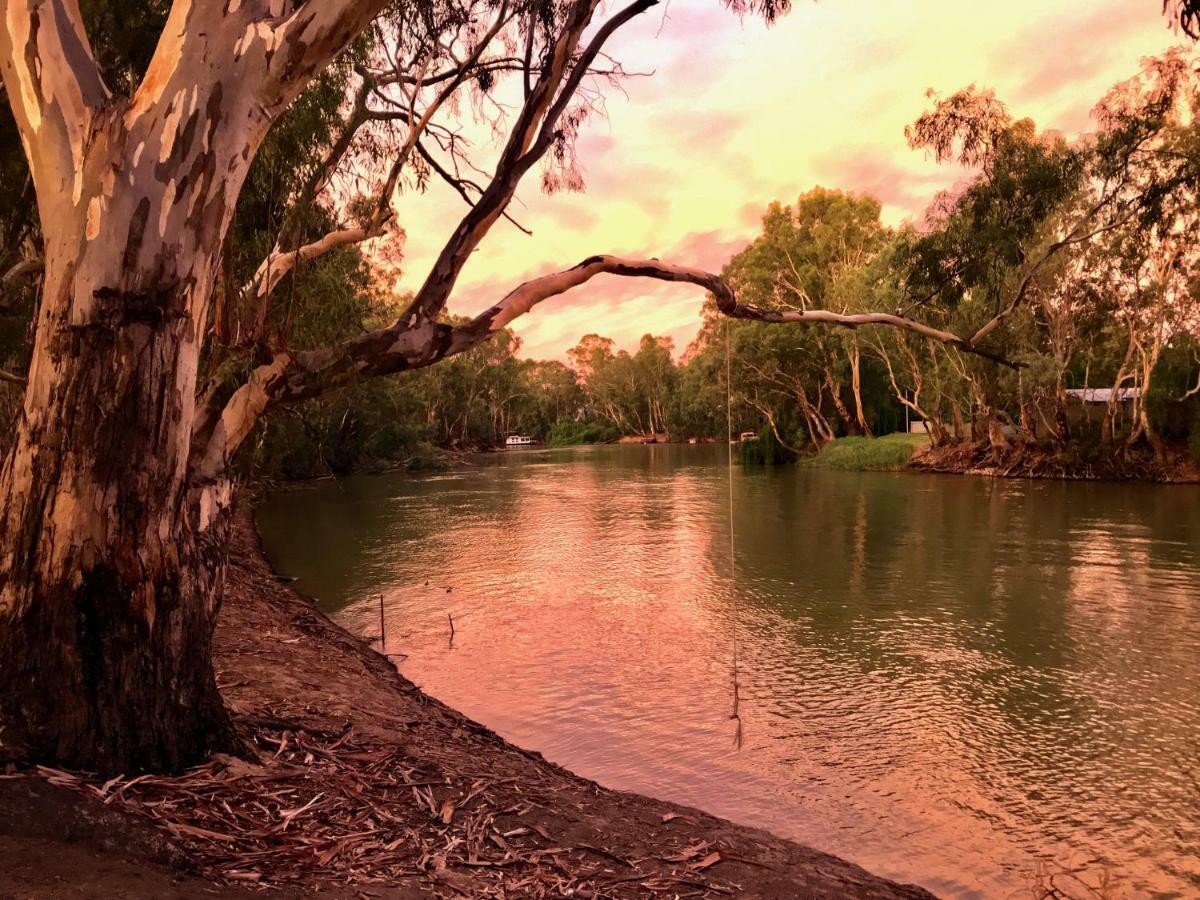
[730,643,740,720]
[730,643,743,749]
[377,594,386,652]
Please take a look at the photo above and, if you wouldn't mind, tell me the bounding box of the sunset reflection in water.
[259,445,1200,898]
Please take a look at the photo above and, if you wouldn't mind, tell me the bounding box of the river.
[256,444,1200,898]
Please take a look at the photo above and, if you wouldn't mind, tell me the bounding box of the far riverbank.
[785,432,1200,483]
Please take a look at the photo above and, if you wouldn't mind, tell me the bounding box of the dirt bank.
[909,441,1200,483]
[0,510,934,899]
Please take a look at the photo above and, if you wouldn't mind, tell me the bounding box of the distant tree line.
[5,48,1200,483]
[237,49,1200,478]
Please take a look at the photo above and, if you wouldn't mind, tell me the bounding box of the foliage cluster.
[2,30,1199,480]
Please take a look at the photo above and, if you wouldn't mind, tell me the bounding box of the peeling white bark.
[0,0,397,773]
[0,0,107,225]
[247,224,382,306]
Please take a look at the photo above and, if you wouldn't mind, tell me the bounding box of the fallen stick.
[377,594,386,652]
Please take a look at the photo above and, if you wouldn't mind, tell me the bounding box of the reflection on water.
[257,445,1200,898]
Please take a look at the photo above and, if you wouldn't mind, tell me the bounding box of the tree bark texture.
[0,0,386,773]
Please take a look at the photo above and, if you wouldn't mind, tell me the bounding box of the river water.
[256,444,1200,898]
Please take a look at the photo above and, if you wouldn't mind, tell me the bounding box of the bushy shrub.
[803,433,928,471]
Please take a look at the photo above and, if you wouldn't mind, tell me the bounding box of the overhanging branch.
[2,257,43,284]
[446,255,1023,368]
[0,256,43,312]
[196,252,1020,483]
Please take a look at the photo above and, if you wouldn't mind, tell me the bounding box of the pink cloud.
[533,198,602,234]
[1002,2,1158,114]
[646,5,749,96]
[810,149,956,220]
[666,228,749,271]
[737,201,766,229]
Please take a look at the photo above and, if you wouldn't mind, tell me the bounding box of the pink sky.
[392,0,1182,361]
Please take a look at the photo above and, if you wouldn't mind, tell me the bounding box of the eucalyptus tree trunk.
[0,0,387,774]
[848,344,872,437]
[0,125,237,772]
[823,366,857,435]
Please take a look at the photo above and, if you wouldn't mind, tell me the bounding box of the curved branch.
[446,255,1022,368]
[2,257,43,283]
[0,255,42,313]
[0,368,26,387]
[246,222,386,309]
[196,252,1020,483]
[0,0,108,208]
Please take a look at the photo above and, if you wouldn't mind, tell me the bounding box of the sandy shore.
[0,509,934,898]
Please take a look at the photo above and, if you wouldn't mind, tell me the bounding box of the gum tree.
[0,0,1079,775]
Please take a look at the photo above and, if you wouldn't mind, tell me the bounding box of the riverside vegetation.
[5,50,1200,484]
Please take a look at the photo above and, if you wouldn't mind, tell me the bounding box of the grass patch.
[803,433,929,471]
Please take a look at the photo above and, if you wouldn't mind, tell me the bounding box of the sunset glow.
[394,0,1181,360]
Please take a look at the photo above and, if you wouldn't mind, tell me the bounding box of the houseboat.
[505,434,538,448]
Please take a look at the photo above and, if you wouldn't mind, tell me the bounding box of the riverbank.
[0,509,933,899]
[909,441,1200,482]
[794,432,1200,482]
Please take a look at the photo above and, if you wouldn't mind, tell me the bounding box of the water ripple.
[258,446,1200,899]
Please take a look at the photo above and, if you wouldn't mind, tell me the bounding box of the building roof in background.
[1065,387,1141,403]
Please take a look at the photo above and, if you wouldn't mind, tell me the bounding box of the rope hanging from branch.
[726,319,743,749]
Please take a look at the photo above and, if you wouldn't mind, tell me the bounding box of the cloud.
[738,201,767,229]
[637,3,755,97]
[999,1,1164,129]
[648,108,745,150]
[1007,3,1147,96]
[810,149,957,222]
[532,198,602,234]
